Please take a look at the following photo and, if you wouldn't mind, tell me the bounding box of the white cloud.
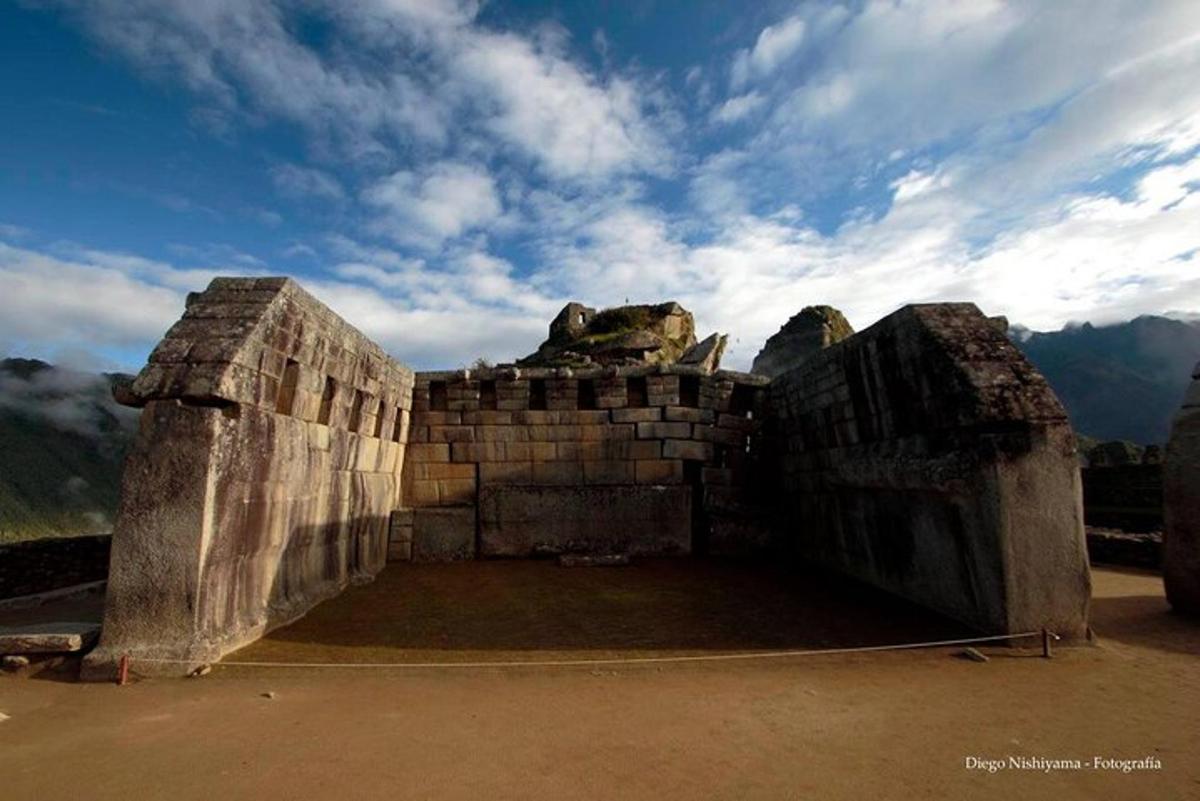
[731,14,806,88]
[362,161,502,248]
[711,92,765,125]
[49,0,672,181]
[451,29,675,179]
[271,164,346,202]
[0,242,185,351]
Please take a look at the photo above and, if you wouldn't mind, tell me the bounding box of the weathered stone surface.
[82,278,413,679]
[0,622,99,654]
[559,554,631,567]
[518,301,718,368]
[679,333,728,373]
[479,485,691,557]
[751,305,854,379]
[83,275,1095,669]
[768,303,1091,638]
[1164,363,1200,614]
[411,508,476,562]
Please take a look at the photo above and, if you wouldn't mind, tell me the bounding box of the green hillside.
[0,358,137,543]
[1012,315,1200,445]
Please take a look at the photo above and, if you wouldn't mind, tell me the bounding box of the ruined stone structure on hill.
[83,278,1093,678]
[519,301,727,370]
[1165,362,1200,614]
[751,305,854,379]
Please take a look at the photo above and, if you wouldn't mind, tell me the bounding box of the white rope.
[126,631,1047,670]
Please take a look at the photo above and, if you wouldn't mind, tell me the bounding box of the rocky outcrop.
[519,301,724,370]
[751,306,854,379]
[1164,362,1200,614]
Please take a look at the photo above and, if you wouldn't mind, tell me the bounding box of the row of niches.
[421,375,764,416]
[272,358,411,442]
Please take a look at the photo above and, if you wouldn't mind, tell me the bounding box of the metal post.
[117,654,130,686]
[1041,629,1053,659]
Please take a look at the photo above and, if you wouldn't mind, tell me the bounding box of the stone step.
[0,622,101,655]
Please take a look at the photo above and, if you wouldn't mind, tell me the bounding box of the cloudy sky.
[2,0,1199,371]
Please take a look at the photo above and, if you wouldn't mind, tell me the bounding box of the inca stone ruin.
[1165,363,1200,614]
[83,277,1095,678]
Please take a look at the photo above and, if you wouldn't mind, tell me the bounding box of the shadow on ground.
[232,558,977,664]
[1088,566,1200,656]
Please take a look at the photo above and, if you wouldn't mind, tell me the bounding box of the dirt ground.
[1,562,1197,800]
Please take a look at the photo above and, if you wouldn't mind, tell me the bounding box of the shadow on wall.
[235,559,982,660]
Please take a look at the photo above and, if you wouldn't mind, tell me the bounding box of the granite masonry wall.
[83,278,413,678]
[79,275,1100,675]
[394,366,773,561]
[1164,363,1200,614]
[0,535,111,600]
[769,304,1091,638]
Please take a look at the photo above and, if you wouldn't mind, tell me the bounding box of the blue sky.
[1,0,1199,371]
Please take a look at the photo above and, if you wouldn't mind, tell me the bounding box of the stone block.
[636,421,692,440]
[479,485,691,557]
[0,622,100,654]
[635,459,684,484]
[582,460,637,484]
[479,461,534,485]
[438,478,478,505]
[663,439,714,462]
[665,406,715,424]
[477,425,529,442]
[427,425,475,443]
[532,461,585,485]
[579,423,635,441]
[407,479,440,507]
[407,443,451,463]
[410,462,476,481]
[624,440,663,460]
[462,410,513,425]
[612,408,662,424]
[412,508,476,562]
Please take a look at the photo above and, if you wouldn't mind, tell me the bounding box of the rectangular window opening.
[373,398,386,438]
[349,390,366,433]
[730,383,756,418]
[317,376,337,425]
[275,359,300,415]
[529,379,548,410]
[429,381,448,411]
[627,376,648,408]
[577,379,597,410]
[679,375,700,408]
[480,380,498,411]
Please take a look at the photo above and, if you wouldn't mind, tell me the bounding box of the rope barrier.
[122,630,1054,673]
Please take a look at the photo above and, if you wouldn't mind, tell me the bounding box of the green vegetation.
[586,305,654,336]
[0,358,136,543]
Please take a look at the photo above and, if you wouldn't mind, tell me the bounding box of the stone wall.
[398,366,773,560]
[769,304,1091,638]
[1164,363,1200,614]
[83,278,413,678]
[0,535,111,600]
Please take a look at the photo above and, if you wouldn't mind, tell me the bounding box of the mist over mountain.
[0,358,137,543]
[1011,315,1200,445]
